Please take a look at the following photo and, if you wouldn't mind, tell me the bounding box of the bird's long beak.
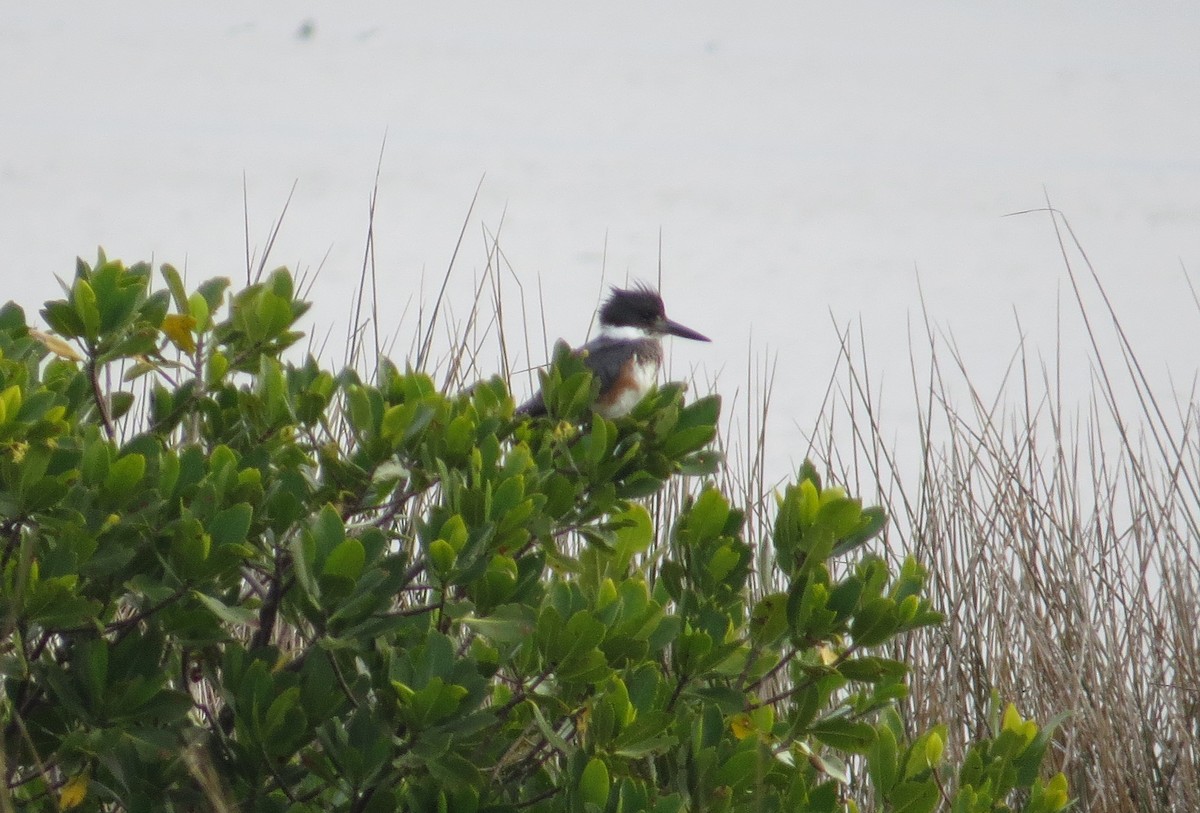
[661,318,711,342]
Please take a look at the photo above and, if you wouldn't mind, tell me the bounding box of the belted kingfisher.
[517,284,710,419]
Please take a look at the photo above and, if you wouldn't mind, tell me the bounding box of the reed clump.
[798,211,1199,812]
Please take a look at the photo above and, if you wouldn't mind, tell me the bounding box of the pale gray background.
[3,3,1198,482]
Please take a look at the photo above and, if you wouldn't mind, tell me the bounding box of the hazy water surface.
[3,2,1198,484]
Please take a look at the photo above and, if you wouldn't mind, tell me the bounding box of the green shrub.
[0,254,1070,812]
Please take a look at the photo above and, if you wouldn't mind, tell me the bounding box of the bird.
[516,284,710,419]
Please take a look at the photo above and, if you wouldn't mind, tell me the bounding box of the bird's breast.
[597,355,661,419]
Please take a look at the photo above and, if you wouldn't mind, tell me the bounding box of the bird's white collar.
[599,324,654,341]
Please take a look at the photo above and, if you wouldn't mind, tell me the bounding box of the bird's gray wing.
[515,337,635,418]
[515,389,546,417]
[577,336,637,395]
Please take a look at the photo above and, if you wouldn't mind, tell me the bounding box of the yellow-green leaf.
[60,773,89,809]
[429,539,457,575]
[1001,702,1022,733]
[161,313,197,353]
[73,277,101,339]
[0,384,20,425]
[730,713,754,741]
[188,291,211,330]
[924,731,943,767]
[579,757,610,808]
[29,329,83,361]
[1044,772,1069,808]
[439,514,469,553]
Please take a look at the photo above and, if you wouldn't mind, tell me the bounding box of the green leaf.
[612,711,675,758]
[345,384,374,433]
[706,543,740,582]
[676,394,720,429]
[838,656,908,683]
[194,592,256,626]
[312,504,346,562]
[0,301,24,331]
[102,453,145,503]
[72,276,101,340]
[187,292,211,333]
[173,518,211,569]
[809,717,877,753]
[122,360,160,382]
[889,779,940,813]
[198,276,231,315]
[903,728,948,779]
[323,538,365,582]
[42,300,86,338]
[254,289,293,340]
[78,638,109,705]
[438,514,469,553]
[290,530,319,602]
[685,488,730,542]
[678,449,722,476]
[832,506,888,556]
[108,391,135,421]
[612,504,653,571]
[817,496,863,540]
[444,414,475,457]
[381,401,436,445]
[528,701,572,757]
[160,263,189,313]
[660,424,716,458]
[850,598,898,648]
[869,722,899,793]
[749,593,789,645]
[587,412,611,467]
[264,686,301,735]
[209,503,253,547]
[429,538,457,576]
[924,730,944,767]
[579,757,611,809]
[462,604,536,644]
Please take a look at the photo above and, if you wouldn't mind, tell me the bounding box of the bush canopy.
[0,255,1069,812]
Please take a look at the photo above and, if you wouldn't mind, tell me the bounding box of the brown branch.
[743,648,799,695]
[87,359,115,440]
[250,549,290,651]
[748,646,858,711]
